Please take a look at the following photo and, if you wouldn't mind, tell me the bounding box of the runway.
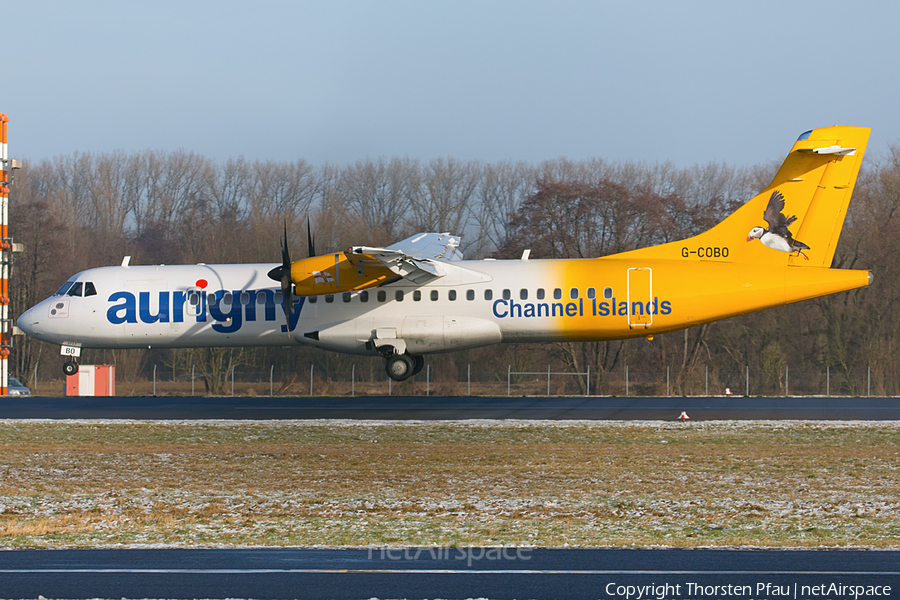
[1,395,899,420]
[1,548,897,600]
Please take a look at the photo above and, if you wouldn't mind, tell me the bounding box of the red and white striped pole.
[0,113,9,395]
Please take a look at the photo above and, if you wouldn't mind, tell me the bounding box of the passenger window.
[466,290,474,301]
[342,292,352,302]
[84,282,97,297]
[222,292,233,305]
[67,282,83,297]
[377,291,386,302]
[604,287,613,299]
[430,290,439,301]
[396,291,404,302]
[308,296,317,303]
[325,294,334,303]
[520,289,527,300]
[570,288,578,300]
[413,290,421,301]
[273,292,282,305]
[502,289,511,300]
[189,292,200,306]
[360,291,369,303]
[587,287,595,299]
[537,288,545,300]
[553,288,562,300]
[449,290,457,301]
[240,291,250,305]
[257,294,267,305]
[484,289,493,301]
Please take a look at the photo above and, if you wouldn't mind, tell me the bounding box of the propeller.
[266,218,318,335]
[266,223,294,333]
[307,216,316,258]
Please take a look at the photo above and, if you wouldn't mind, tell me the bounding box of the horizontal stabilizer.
[799,145,857,156]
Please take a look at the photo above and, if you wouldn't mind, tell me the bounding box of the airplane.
[17,126,872,382]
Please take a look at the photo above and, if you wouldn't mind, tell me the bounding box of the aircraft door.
[626,267,652,328]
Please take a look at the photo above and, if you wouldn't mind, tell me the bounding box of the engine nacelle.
[289,253,395,296]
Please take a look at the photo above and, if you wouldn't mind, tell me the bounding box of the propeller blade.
[282,223,293,332]
[282,222,292,267]
[265,222,294,336]
[266,224,292,284]
[307,217,316,258]
[281,274,293,326]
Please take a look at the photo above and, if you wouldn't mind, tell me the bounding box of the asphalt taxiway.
[1,548,898,600]
[1,394,899,420]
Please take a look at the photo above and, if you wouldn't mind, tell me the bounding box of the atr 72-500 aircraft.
[18,126,872,381]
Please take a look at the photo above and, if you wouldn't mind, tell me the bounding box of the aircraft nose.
[17,307,40,337]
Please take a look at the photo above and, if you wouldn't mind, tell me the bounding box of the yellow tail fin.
[622,126,870,267]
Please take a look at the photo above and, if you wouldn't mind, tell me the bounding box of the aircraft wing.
[347,232,462,285]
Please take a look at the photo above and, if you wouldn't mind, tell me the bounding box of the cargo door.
[626,267,652,328]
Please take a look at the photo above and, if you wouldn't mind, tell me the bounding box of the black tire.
[62,361,79,377]
[412,354,425,376]
[386,354,414,382]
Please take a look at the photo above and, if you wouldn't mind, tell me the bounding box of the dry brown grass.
[0,420,896,548]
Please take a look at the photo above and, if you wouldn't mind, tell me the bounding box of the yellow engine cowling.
[289,252,396,296]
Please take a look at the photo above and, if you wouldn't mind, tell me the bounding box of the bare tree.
[410,157,480,236]
[338,157,418,245]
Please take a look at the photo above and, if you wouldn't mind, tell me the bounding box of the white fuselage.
[18,259,601,356]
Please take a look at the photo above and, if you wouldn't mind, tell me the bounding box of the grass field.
[0,419,897,548]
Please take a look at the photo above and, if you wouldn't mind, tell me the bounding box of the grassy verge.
[0,420,896,548]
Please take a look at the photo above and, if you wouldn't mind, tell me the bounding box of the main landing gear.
[62,360,79,376]
[384,352,425,382]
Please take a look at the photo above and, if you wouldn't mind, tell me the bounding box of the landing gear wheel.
[386,354,415,382]
[412,354,425,376]
[62,361,79,377]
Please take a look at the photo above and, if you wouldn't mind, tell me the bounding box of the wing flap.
[347,232,461,284]
[386,232,463,261]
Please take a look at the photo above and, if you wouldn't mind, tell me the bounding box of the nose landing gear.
[62,360,79,376]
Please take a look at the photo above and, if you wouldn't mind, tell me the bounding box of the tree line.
[8,144,900,395]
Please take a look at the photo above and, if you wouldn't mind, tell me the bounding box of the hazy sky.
[4,1,899,167]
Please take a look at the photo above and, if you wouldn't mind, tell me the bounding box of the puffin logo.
[746,190,810,260]
[313,270,335,284]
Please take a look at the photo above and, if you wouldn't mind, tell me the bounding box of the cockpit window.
[66,282,84,297]
[84,282,97,297]
[55,280,76,296]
